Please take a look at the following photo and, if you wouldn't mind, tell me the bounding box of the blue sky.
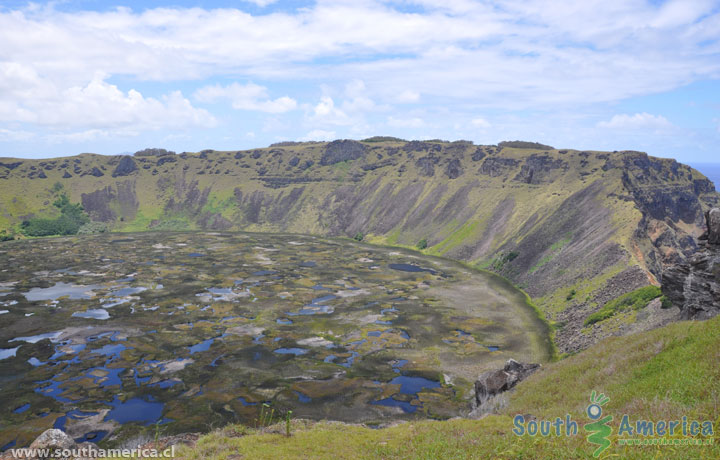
[1,0,719,162]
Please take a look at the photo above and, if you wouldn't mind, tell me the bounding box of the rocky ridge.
[1,139,717,352]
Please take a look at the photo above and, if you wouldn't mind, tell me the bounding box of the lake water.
[0,231,551,449]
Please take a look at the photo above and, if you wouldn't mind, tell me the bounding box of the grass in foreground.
[176,315,720,459]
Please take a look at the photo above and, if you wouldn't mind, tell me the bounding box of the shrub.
[660,296,673,309]
[566,289,577,301]
[353,232,364,242]
[78,221,109,234]
[21,194,90,237]
[416,238,428,250]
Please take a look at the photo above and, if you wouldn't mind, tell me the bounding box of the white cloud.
[0,1,719,152]
[1,1,715,107]
[241,0,279,7]
[471,117,491,129]
[310,96,351,125]
[0,70,215,132]
[46,129,113,143]
[0,128,34,142]
[299,129,336,141]
[387,116,425,128]
[193,82,297,113]
[394,90,420,103]
[597,113,672,130]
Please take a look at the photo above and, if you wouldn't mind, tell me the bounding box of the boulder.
[474,359,540,408]
[88,167,104,177]
[29,429,76,452]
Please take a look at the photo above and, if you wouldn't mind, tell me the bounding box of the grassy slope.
[177,315,720,459]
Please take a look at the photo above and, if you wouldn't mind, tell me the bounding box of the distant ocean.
[689,163,720,192]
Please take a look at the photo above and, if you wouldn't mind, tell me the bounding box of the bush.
[416,238,428,250]
[78,221,109,234]
[566,289,577,301]
[584,286,662,326]
[353,232,364,242]
[361,136,407,143]
[660,296,673,309]
[21,194,90,237]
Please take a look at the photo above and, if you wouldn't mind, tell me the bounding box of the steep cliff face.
[663,208,720,319]
[1,140,716,352]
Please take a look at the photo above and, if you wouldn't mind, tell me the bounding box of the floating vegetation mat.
[0,232,551,448]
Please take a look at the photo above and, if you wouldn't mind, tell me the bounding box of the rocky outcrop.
[662,208,720,319]
[444,158,463,179]
[513,154,567,184]
[708,208,720,245]
[0,429,85,460]
[111,156,138,177]
[471,359,540,416]
[415,156,438,177]
[478,157,519,177]
[320,140,367,165]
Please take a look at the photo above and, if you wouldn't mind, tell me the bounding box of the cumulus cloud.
[0,1,719,151]
[193,82,297,113]
[241,0,279,7]
[0,69,215,133]
[471,118,491,129]
[299,129,336,141]
[1,0,716,109]
[310,96,352,126]
[597,113,672,130]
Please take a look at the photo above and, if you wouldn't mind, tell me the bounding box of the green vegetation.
[584,285,663,326]
[77,221,109,234]
[416,238,428,250]
[480,251,519,272]
[361,136,406,143]
[0,230,14,241]
[428,220,482,256]
[20,194,90,237]
[566,289,576,301]
[661,296,673,309]
[177,315,720,459]
[498,140,554,150]
[353,232,364,241]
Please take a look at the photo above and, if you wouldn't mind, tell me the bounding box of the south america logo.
[584,391,612,457]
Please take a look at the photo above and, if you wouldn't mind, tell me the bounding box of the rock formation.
[471,359,540,416]
[111,156,138,177]
[662,208,720,319]
[320,140,367,165]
